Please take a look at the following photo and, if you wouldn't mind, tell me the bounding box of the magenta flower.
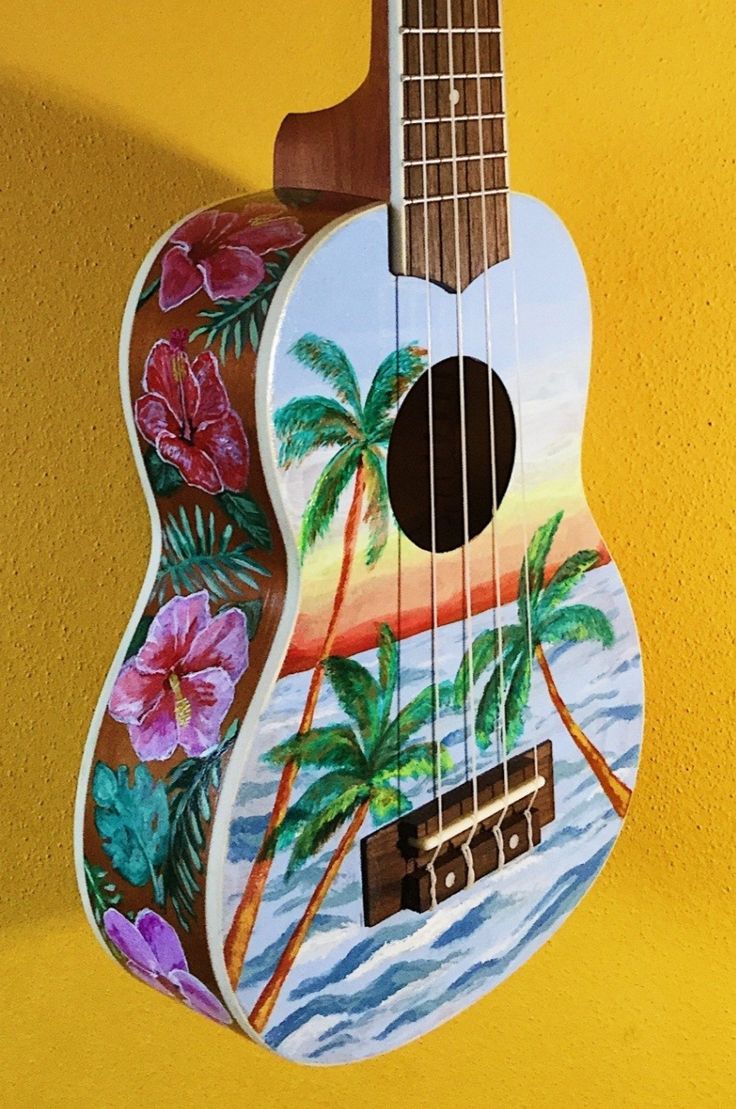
[109,592,247,762]
[104,907,232,1024]
[135,331,249,494]
[159,203,305,312]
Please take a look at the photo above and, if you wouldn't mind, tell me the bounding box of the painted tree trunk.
[535,644,632,817]
[224,462,367,986]
[249,800,371,1034]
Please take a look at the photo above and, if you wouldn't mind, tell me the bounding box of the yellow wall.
[1,1,733,1104]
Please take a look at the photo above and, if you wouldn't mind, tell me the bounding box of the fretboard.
[392,0,510,290]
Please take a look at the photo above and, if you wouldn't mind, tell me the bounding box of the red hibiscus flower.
[159,203,305,312]
[135,331,249,494]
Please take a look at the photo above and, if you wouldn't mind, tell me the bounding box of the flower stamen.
[168,673,192,728]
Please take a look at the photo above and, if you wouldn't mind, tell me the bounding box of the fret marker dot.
[449,87,460,106]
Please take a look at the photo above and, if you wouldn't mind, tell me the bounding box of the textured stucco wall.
[1,1,733,1105]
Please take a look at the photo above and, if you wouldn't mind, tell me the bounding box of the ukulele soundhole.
[387,357,516,553]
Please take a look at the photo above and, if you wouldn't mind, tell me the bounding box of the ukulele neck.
[273,0,510,291]
[391,0,510,290]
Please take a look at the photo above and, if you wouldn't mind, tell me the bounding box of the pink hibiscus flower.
[109,592,248,762]
[104,907,232,1024]
[159,203,305,312]
[135,330,249,494]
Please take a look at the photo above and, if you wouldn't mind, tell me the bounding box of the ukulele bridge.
[361,741,555,927]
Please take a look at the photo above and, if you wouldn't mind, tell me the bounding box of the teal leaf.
[144,447,184,497]
[273,395,358,469]
[538,549,601,614]
[476,651,523,751]
[323,655,382,745]
[92,762,169,903]
[156,506,269,604]
[503,651,532,752]
[518,511,564,627]
[218,491,272,551]
[538,604,615,649]
[363,344,427,441]
[83,859,122,928]
[289,334,363,418]
[299,443,362,558]
[362,448,391,568]
[454,624,524,710]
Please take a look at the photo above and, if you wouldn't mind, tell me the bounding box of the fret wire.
[401,27,501,35]
[404,152,507,167]
[405,188,509,205]
[403,71,503,81]
[403,112,504,125]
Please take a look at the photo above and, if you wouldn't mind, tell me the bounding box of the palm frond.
[189,250,292,360]
[289,334,363,418]
[265,726,368,776]
[285,784,369,877]
[378,679,453,764]
[363,344,427,441]
[362,447,391,567]
[538,604,615,649]
[376,740,453,783]
[475,650,522,750]
[155,505,269,604]
[502,651,532,752]
[299,443,362,558]
[323,656,381,746]
[454,624,524,710]
[369,784,412,824]
[163,720,239,930]
[376,623,398,733]
[538,549,601,613]
[273,395,359,469]
[518,511,564,628]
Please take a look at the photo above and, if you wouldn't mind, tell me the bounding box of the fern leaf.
[155,507,269,605]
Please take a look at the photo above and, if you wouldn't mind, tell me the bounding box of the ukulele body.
[76,188,644,1064]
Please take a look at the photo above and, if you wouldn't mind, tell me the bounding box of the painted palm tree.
[224,334,426,985]
[455,511,632,818]
[248,624,453,1033]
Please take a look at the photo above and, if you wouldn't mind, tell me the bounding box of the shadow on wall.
[0,71,248,933]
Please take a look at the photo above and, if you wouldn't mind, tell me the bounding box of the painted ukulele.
[76,0,643,1063]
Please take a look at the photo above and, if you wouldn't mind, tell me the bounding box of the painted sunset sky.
[266,195,599,673]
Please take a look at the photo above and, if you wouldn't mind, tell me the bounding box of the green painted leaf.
[538,549,601,614]
[299,443,362,558]
[273,395,358,469]
[503,651,532,752]
[323,655,382,745]
[289,334,363,417]
[265,726,366,775]
[144,447,183,497]
[137,275,161,309]
[518,511,564,628]
[286,784,368,876]
[538,604,615,649]
[454,624,524,710]
[92,762,169,902]
[157,506,269,604]
[225,598,263,640]
[379,680,454,763]
[218,491,272,551]
[476,651,523,751]
[362,344,427,441]
[362,448,391,567]
[369,784,411,823]
[83,859,122,928]
[376,623,398,732]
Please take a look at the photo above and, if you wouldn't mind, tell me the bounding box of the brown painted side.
[81,189,364,1005]
[361,740,555,927]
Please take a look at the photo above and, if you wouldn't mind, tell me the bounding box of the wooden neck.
[274,0,509,292]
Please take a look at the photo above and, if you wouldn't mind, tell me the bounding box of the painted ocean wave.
[222,563,643,1063]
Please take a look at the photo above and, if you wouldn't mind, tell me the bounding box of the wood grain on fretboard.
[401,0,510,290]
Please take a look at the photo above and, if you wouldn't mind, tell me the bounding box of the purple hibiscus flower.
[109,592,247,762]
[159,203,305,312]
[104,908,231,1024]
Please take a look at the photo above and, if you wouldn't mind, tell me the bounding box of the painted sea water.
[222,561,642,1063]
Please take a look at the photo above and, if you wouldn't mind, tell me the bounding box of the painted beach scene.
[218,199,644,1062]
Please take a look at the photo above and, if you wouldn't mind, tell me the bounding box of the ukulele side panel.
[74,189,366,1029]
